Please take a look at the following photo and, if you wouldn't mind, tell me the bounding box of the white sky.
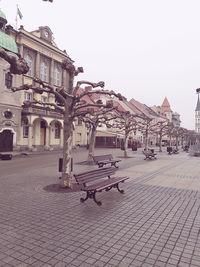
[1,0,200,130]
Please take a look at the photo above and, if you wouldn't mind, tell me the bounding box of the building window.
[4,111,13,119]
[76,117,82,126]
[40,61,48,82]
[54,66,61,86]
[41,96,47,107]
[55,122,60,139]
[24,92,32,101]
[25,54,32,76]
[22,118,29,138]
[5,72,13,89]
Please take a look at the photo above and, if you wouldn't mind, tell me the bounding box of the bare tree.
[166,122,175,146]
[153,120,170,152]
[137,116,159,150]
[12,61,123,188]
[0,47,29,75]
[108,109,139,158]
[80,106,116,161]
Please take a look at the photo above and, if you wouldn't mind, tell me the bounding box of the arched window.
[5,72,13,88]
[40,61,48,82]
[54,66,61,86]
[55,122,60,139]
[25,54,32,76]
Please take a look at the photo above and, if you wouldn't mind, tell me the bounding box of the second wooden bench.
[93,154,121,168]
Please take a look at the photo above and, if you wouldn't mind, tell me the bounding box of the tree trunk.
[60,110,73,188]
[123,132,128,158]
[159,132,162,152]
[87,125,97,161]
[145,130,149,150]
[169,135,172,146]
[176,136,178,150]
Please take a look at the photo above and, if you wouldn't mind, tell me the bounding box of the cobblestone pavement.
[0,148,200,266]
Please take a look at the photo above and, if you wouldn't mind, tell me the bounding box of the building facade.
[15,25,73,151]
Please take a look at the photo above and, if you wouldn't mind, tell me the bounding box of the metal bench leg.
[115,183,124,194]
[80,191,90,203]
[113,163,119,168]
[92,192,102,206]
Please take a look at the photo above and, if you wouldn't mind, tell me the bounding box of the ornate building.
[15,24,72,151]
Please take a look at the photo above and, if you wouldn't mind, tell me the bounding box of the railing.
[22,106,63,119]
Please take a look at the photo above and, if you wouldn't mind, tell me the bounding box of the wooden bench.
[143,149,157,160]
[74,167,129,206]
[93,154,121,168]
[167,147,179,155]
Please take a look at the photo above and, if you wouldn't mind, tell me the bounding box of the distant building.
[160,97,181,127]
[161,97,172,122]
[195,94,200,133]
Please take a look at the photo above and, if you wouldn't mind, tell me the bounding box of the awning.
[96,130,124,138]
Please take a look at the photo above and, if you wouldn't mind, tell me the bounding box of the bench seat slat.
[74,167,115,184]
[82,176,129,192]
[97,160,121,164]
[93,154,113,162]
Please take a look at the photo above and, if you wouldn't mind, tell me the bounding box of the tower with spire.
[161,97,172,122]
[195,94,200,133]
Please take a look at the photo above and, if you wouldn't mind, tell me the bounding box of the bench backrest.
[143,150,152,155]
[93,154,113,163]
[74,167,116,186]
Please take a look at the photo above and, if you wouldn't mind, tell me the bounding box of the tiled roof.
[161,97,172,112]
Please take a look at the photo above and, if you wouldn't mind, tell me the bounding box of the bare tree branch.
[0,47,29,75]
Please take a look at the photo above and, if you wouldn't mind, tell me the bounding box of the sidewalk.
[0,147,200,266]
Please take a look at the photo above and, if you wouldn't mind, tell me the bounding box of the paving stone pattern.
[0,148,200,266]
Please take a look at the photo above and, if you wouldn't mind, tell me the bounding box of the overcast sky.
[1,0,200,130]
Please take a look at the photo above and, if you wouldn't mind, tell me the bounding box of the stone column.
[35,52,40,78]
[28,124,33,150]
[50,59,54,86]
[45,126,50,150]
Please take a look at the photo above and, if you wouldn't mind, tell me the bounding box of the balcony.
[22,106,63,119]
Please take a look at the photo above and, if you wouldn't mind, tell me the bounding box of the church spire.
[195,94,200,111]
